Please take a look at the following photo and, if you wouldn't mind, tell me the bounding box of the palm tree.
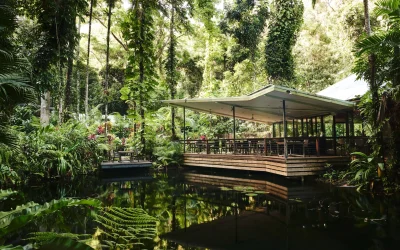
[0,3,35,149]
[354,0,400,172]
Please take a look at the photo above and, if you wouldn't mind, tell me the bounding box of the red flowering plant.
[88,134,96,140]
[97,125,105,134]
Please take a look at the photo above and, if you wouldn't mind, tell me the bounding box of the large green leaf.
[0,189,17,201]
[0,245,24,250]
[38,238,94,250]
[350,152,368,159]
[0,198,101,237]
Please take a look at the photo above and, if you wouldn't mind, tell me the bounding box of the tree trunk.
[76,19,81,115]
[104,0,112,134]
[139,4,146,153]
[58,65,64,123]
[40,91,51,126]
[363,0,378,118]
[85,0,94,118]
[64,40,74,119]
[169,3,176,139]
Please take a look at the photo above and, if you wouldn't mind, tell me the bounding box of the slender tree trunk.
[40,91,51,125]
[139,5,146,153]
[58,65,64,123]
[85,0,94,118]
[169,3,176,139]
[76,19,81,115]
[104,0,113,134]
[133,101,137,134]
[64,40,74,119]
[363,0,378,118]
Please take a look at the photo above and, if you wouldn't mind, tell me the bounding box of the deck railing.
[180,136,371,157]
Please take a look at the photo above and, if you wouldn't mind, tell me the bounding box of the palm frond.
[374,0,400,21]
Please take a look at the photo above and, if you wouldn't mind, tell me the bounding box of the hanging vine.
[265,0,303,84]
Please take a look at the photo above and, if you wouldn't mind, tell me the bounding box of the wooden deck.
[183,153,349,176]
[101,160,152,169]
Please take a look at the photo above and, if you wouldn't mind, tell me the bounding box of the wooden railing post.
[183,107,186,153]
[206,140,209,154]
[283,100,288,159]
[333,115,337,155]
[264,138,267,156]
[233,106,236,154]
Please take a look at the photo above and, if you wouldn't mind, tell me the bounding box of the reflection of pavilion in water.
[181,171,324,225]
[164,171,357,250]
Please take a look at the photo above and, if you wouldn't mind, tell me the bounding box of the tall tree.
[220,0,268,66]
[24,0,87,124]
[85,0,95,118]
[76,18,81,114]
[104,0,115,133]
[165,0,193,139]
[354,0,400,173]
[121,0,158,154]
[265,0,303,84]
[0,1,35,147]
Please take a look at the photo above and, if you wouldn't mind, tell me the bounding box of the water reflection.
[1,168,399,250]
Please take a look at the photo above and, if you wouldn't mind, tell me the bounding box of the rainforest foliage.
[0,0,400,188]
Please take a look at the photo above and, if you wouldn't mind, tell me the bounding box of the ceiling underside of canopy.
[163,85,355,124]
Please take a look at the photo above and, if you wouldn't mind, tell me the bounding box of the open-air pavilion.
[163,84,369,177]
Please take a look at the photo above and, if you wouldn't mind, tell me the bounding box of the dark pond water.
[2,168,400,250]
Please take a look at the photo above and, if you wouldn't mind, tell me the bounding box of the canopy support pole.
[333,115,337,155]
[233,106,236,154]
[183,107,186,153]
[283,100,288,159]
[272,123,276,138]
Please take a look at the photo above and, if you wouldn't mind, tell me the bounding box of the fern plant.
[95,207,158,249]
[26,232,92,248]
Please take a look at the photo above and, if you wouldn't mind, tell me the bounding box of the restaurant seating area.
[182,137,369,157]
[163,85,369,176]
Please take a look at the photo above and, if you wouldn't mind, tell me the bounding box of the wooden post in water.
[283,100,288,159]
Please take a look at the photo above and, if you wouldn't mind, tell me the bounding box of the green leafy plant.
[0,189,17,201]
[0,165,19,185]
[95,207,158,249]
[342,152,383,191]
[0,198,101,237]
[152,140,183,168]
[26,232,92,249]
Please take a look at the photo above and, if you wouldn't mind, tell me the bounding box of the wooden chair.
[111,150,120,162]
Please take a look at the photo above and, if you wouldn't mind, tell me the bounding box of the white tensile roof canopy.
[163,85,354,124]
[317,74,369,101]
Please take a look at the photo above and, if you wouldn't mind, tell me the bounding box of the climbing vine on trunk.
[265,0,303,84]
